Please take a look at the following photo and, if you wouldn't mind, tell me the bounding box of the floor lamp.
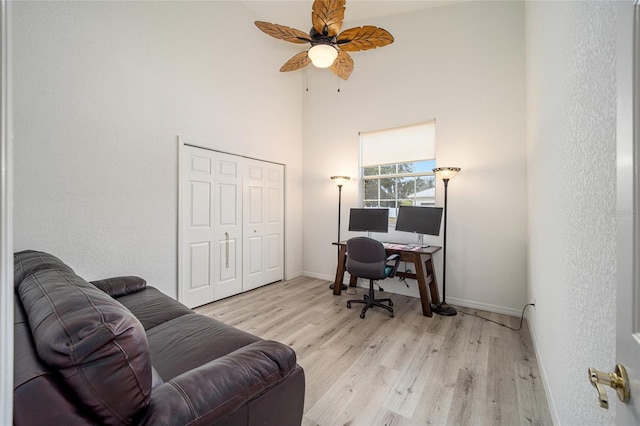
[329,175,350,291]
[432,167,460,316]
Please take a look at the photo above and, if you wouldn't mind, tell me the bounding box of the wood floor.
[195,276,552,426]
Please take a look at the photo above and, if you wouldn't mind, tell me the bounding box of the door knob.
[588,364,630,409]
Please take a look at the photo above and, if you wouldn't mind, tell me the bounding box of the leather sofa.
[13,250,305,425]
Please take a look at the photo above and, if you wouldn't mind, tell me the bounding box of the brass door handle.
[588,364,630,409]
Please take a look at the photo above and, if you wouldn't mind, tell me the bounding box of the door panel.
[616,2,640,423]
[189,242,210,290]
[249,186,263,224]
[264,165,284,282]
[190,181,211,226]
[182,147,216,307]
[213,152,242,301]
[248,236,263,274]
[243,159,284,291]
[218,184,237,224]
[267,234,280,270]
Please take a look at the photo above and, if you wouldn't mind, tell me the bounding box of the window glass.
[380,164,396,175]
[364,179,379,200]
[380,177,396,200]
[363,166,379,176]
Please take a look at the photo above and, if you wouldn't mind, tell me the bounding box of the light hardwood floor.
[195,276,552,426]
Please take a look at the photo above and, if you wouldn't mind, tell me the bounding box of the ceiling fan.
[254,0,394,80]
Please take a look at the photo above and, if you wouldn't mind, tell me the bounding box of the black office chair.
[345,237,401,319]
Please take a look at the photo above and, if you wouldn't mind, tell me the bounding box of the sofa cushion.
[116,286,193,330]
[16,252,152,426]
[146,313,261,381]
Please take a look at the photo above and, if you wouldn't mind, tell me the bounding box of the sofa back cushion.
[14,250,152,425]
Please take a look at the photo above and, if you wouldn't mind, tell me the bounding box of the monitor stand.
[410,233,430,248]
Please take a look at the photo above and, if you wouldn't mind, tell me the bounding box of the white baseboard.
[526,311,560,425]
[302,271,334,281]
[284,271,303,280]
[299,273,526,318]
[445,296,523,317]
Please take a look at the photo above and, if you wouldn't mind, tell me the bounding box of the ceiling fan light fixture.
[308,44,338,68]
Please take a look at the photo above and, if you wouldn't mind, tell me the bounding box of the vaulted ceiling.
[241,0,465,27]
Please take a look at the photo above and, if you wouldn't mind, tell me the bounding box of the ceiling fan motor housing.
[309,27,336,47]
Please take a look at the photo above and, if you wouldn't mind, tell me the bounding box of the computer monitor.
[395,206,443,236]
[348,208,389,233]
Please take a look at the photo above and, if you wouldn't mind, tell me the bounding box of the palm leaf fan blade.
[280,51,312,72]
[336,26,394,52]
[311,0,346,36]
[254,21,311,44]
[329,49,354,80]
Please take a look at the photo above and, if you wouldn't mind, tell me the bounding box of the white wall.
[12,1,303,297]
[526,2,616,424]
[302,1,527,314]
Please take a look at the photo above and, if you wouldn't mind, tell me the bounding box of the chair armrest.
[90,276,147,297]
[385,253,401,278]
[139,340,299,426]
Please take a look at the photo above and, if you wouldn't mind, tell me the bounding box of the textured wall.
[526,1,617,424]
[12,1,304,297]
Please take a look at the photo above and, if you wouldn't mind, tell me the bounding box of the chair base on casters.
[346,281,394,319]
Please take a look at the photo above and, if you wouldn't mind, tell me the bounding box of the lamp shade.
[308,44,338,68]
[330,176,350,186]
[433,167,461,180]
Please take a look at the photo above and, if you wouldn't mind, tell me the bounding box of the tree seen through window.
[363,160,436,223]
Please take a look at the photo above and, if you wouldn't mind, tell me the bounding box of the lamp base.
[431,303,457,316]
[329,283,348,291]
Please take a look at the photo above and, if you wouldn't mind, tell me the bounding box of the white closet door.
[182,146,216,307]
[181,146,242,308]
[212,152,243,300]
[243,159,284,291]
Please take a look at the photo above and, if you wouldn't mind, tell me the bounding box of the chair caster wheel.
[390,313,394,318]
[389,301,394,307]
[360,312,366,319]
[347,302,351,308]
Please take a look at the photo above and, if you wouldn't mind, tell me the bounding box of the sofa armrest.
[90,276,147,297]
[140,340,298,426]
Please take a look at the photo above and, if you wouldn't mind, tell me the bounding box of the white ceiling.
[241,0,463,29]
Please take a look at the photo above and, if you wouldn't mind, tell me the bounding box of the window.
[360,121,436,225]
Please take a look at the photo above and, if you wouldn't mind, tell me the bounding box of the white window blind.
[360,120,435,166]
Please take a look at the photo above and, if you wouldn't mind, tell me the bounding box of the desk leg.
[414,254,433,317]
[424,254,441,305]
[332,245,347,295]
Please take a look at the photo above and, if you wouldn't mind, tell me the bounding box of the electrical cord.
[456,303,535,332]
[398,266,412,288]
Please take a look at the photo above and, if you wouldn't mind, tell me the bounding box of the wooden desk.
[332,242,442,317]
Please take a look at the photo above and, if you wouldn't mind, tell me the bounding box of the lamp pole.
[330,176,350,291]
[432,167,460,316]
[337,183,343,243]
